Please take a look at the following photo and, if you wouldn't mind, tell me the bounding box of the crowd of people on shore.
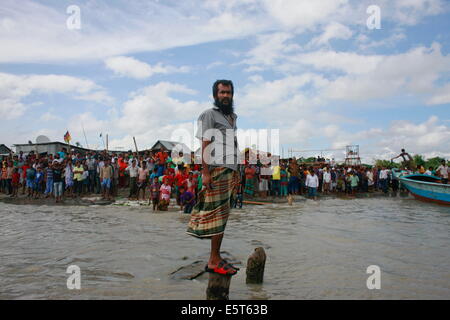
[1,148,449,206]
[0,148,199,212]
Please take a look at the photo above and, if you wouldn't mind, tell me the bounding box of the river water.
[1,195,449,300]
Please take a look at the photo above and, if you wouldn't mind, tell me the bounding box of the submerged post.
[206,273,231,300]
[246,247,266,284]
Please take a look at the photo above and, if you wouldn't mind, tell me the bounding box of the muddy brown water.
[1,195,449,299]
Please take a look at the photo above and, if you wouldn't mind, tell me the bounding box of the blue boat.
[399,174,450,205]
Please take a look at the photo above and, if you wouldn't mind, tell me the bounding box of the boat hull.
[399,175,450,205]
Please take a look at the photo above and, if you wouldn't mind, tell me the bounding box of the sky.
[1,0,449,163]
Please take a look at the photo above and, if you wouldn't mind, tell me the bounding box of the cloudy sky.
[1,0,449,163]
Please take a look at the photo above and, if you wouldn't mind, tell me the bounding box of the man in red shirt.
[156,150,168,164]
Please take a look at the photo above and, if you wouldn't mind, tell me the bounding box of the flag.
[64,131,71,143]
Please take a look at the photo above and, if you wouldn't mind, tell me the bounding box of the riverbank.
[0,189,411,207]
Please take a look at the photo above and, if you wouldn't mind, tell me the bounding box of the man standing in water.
[186,80,240,276]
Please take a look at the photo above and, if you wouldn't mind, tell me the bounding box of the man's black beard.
[214,97,234,115]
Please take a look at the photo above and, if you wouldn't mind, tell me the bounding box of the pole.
[133,136,138,153]
[106,134,109,152]
[82,123,89,149]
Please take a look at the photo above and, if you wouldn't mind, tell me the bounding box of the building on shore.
[149,140,192,155]
[0,144,12,156]
[13,141,94,156]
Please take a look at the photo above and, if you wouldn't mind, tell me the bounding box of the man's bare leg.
[208,233,224,268]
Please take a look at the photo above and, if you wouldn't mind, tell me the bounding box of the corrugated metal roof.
[150,140,191,153]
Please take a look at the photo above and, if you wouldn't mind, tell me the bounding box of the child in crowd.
[33,166,44,199]
[179,185,195,214]
[158,177,171,211]
[149,176,161,211]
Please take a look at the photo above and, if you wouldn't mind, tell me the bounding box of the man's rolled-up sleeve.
[195,111,214,141]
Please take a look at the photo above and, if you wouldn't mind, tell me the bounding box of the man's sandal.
[204,260,238,276]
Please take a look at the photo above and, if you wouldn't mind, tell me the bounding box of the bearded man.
[186,80,240,276]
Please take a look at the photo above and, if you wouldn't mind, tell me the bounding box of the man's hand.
[202,171,213,191]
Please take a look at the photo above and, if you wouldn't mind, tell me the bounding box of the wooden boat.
[399,174,450,205]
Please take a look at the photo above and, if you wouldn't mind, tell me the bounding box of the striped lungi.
[186,167,237,238]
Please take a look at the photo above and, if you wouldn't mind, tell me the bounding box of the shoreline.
[0,190,411,207]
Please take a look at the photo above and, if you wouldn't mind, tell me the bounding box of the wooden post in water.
[206,273,231,300]
[246,247,266,284]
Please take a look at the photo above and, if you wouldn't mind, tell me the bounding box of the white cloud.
[1,0,447,64]
[117,82,208,134]
[393,0,446,25]
[426,83,450,105]
[308,22,353,47]
[262,0,349,30]
[104,56,190,79]
[0,72,113,119]
[40,112,62,122]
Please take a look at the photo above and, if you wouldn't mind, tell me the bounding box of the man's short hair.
[212,79,234,98]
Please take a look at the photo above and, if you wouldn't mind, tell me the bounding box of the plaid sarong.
[186,167,236,238]
[244,177,255,196]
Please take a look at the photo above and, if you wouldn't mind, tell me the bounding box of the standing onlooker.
[64,159,74,198]
[158,177,171,211]
[379,167,389,194]
[126,159,139,200]
[322,167,331,194]
[244,165,256,196]
[149,176,160,211]
[33,166,44,199]
[86,155,97,193]
[6,161,14,195]
[305,168,319,200]
[280,165,288,197]
[436,160,449,184]
[112,158,119,197]
[26,165,36,198]
[82,164,89,195]
[53,162,63,203]
[11,168,20,198]
[73,161,84,198]
[44,163,54,198]
[367,168,374,192]
[100,158,113,200]
[137,161,149,200]
[288,158,300,195]
[271,162,281,197]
